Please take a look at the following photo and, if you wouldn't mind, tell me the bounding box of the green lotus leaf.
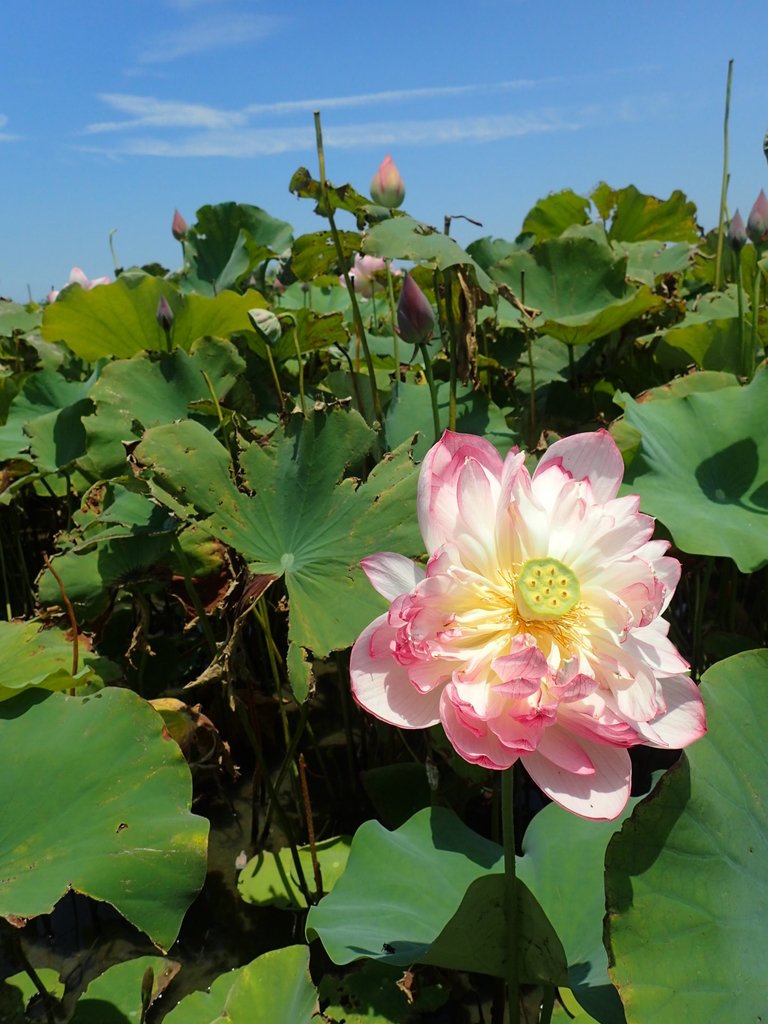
[238,836,351,909]
[0,301,42,337]
[134,407,424,656]
[0,619,95,701]
[305,807,566,984]
[80,337,244,477]
[522,189,591,240]
[162,946,316,1024]
[517,791,654,1023]
[605,650,768,1021]
[0,368,92,464]
[41,274,268,360]
[0,688,208,950]
[70,956,179,1024]
[491,224,662,345]
[612,240,696,288]
[291,230,362,281]
[180,202,293,295]
[591,184,700,243]
[618,368,768,571]
[361,215,494,294]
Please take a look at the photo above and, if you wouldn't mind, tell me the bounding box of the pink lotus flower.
[351,430,706,820]
[344,254,389,298]
[370,154,405,209]
[46,267,111,303]
[172,209,189,240]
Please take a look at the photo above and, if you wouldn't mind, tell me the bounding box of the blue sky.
[3,0,768,302]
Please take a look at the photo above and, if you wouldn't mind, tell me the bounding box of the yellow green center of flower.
[515,558,581,619]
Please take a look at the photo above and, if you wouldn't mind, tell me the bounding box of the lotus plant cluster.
[351,430,706,820]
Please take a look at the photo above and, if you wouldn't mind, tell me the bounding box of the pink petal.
[533,725,596,775]
[523,738,632,820]
[361,552,425,601]
[636,674,707,748]
[440,685,523,769]
[417,431,503,553]
[351,614,442,728]
[534,430,625,504]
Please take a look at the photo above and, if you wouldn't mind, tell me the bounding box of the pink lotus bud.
[156,295,175,332]
[397,274,434,345]
[172,209,188,240]
[727,210,747,252]
[370,154,405,209]
[747,189,768,245]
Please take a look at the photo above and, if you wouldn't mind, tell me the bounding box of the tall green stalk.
[714,59,734,291]
[502,768,519,1024]
[418,342,442,444]
[385,262,401,396]
[313,112,382,424]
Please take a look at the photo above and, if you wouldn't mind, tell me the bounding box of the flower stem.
[750,262,762,378]
[313,111,382,424]
[714,59,734,291]
[385,262,401,396]
[418,342,442,444]
[736,250,746,377]
[502,766,519,1023]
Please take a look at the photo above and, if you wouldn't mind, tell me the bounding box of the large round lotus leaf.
[490,224,661,345]
[70,956,179,1024]
[0,688,208,950]
[135,407,425,657]
[518,790,653,1023]
[162,945,316,1024]
[590,184,700,243]
[41,274,267,360]
[0,620,93,700]
[181,201,294,295]
[619,368,768,571]
[604,650,768,1021]
[0,369,91,463]
[306,807,566,985]
[81,337,244,477]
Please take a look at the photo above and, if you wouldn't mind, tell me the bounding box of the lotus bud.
[747,189,768,246]
[172,209,188,240]
[727,210,747,252]
[156,295,175,333]
[397,274,434,346]
[370,154,405,209]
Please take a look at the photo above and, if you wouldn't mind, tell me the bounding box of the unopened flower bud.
[172,209,188,240]
[156,295,175,332]
[727,210,747,252]
[747,189,768,246]
[397,274,434,346]
[370,154,405,209]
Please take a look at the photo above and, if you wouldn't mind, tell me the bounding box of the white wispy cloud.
[80,111,581,159]
[85,80,537,135]
[85,94,246,134]
[137,13,278,63]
